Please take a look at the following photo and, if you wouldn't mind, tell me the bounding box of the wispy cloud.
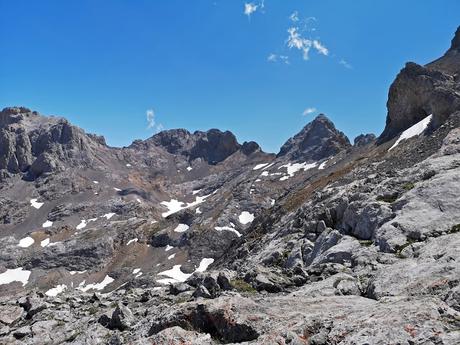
[244,1,264,19]
[267,53,289,64]
[339,59,353,69]
[289,11,299,22]
[303,107,317,116]
[146,109,164,132]
[244,0,265,19]
[312,40,329,56]
[286,27,328,60]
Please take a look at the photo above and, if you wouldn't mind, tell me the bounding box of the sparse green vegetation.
[395,240,417,258]
[359,240,374,247]
[402,182,415,191]
[230,279,257,293]
[448,224,460,234]
[376,193,398,203]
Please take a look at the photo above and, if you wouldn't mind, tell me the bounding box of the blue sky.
[1,1,459,152]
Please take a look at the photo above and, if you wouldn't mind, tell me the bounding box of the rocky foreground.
[0,27,460,345]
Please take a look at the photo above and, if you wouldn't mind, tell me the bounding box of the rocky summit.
[0,28,460,345]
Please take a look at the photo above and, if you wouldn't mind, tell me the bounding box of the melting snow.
[239,211,255,225]
[196,208,202,214]
[93,181,99,184]
[279,162,318,180]
[174,224,189,233]
[157,258,214,285]
[260,171,269,177]
[102,213,116,220]
[18,237,34,248]
[186,166,193,171]
[30,199,44,209]
[132,268,141,274]
[77,275,114,292]
[168,253,176,260]
[76,218,97,230]
[114,187,122,192]
[0,268,31,286]
[318,159,330,170]
[389,114,433,151]
[45,284,67,297]
[165,245,174,252]
[270,199,276,206]
[196,258,214,272]
[42,220,53,228]
[215,226,242,237]
[157,265,191,283]
[126,163,132,167]
[40,238,50,247]
[161,195,210,218]
[192,189,202,195]
[126,238,138,245]
[69,270,87,275]
[253,163,269,170]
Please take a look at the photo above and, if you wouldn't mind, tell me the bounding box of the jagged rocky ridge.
[0,27,460,345]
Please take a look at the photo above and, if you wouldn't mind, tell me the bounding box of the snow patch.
[77,275,114,292]
[161,195,210,218]
[102,213,116,220]
[167,253,176,260]
[18,236,34,248]
[196,258,214,273]
[215,226,242,237]
[42,220,53,228]
[76,218,97,230]
[186,166,193,171]
[126,163,132,167]
[132,268,141,274]
[253,163,269,170]
[389,114,433,151]
[0,268,31,286]
[174,224,189,233]
[40,238,50,247]
[30,199,44,209]
[45,284,67,297]
[238,211,255,225]
[318,159,330,170]
[69,270,87,275]
[279,162,318,179]
[165,245,174,252]
[126,238,138,246]
[196,207,202,214]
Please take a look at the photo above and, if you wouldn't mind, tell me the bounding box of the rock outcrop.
[277,114,351,161]
[379,26,460,143]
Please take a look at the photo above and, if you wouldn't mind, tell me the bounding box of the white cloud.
[146,109,155,129]
[244,1,264,19]
[267,53,289,64]
[267,53,277,62]
[146,109,164,133]
[339,59,352,69]
[286,27,329,60]
[303,107,317,116]
[290,11,299,22]
[313,40,329,56]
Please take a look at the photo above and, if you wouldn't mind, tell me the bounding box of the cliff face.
[0,107,109,178]
[379,26,460,143]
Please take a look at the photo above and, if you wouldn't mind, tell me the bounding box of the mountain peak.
[450,26,460,51]
[277,113,351,161]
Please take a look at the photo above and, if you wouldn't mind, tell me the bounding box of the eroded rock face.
[379,27,460,143]
[277,114,351,161]
[147,128,242,164]
[354,133,376,147]
[0,107,109,178]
